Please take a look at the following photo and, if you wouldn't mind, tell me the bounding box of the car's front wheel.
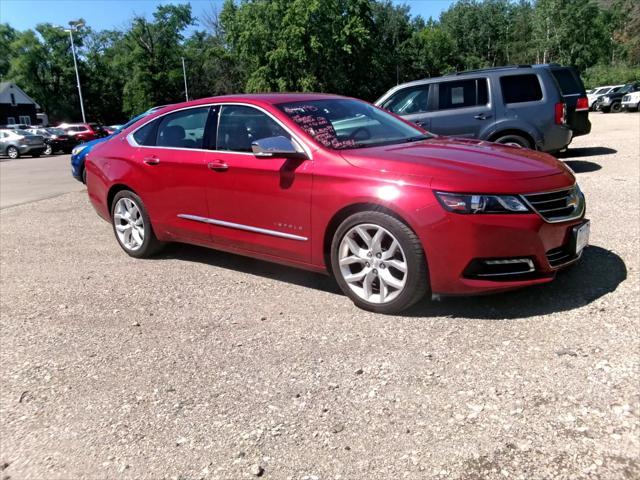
[6,146,19,159]
[330,211,429,314]
[44,144,53,155]
[610,102,622,113]
[111,190,164,258]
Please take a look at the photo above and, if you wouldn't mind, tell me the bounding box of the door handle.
[473,114,492,120]
[143,156,160,165]
[208,161,229,172]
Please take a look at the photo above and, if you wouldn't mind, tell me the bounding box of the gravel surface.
[1,113,638,479]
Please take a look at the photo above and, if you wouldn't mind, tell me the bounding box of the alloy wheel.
[113,197,145,251]
[338,223,408,304]
[7,147,18,159]
[44,144,52,155]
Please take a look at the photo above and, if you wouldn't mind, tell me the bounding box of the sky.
[1,0,455,32]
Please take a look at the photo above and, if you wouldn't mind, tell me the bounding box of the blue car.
[71,107,163,183]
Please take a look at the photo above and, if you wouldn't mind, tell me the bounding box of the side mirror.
[251,136,307,159]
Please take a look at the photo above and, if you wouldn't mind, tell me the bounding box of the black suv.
[594,83,640,113]
[376,64,590,152]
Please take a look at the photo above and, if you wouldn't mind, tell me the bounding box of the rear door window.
[437,79,489,110]
[500,74,543,103]
[156,107,210,149]
[382,85,431,115]
[132,120,158,146]
[550,68,585,96]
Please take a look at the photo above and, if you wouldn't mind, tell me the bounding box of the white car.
[587,85,625,109]
[622,90,640,111]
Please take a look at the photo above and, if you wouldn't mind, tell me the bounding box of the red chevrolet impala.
[85,94,589,313]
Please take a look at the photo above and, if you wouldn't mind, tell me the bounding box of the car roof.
[150,93,347,115]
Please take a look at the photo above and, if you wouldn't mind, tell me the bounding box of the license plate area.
[572,220,590,256]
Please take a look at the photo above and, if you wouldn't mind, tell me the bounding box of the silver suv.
[376,64,590,152]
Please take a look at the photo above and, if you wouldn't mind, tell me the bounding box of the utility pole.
[182,57,189,102]
[62,20,86,123]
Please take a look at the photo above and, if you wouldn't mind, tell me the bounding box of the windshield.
[277,99,430,150]
[595,87,610,94]
[47,128,66,135]
[619,84,637,94]
[15,129,34,136]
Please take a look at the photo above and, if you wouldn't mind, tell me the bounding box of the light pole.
[181,56,189,102]
[63,20,86,123]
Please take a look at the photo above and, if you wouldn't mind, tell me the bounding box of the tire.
[6,146,19,159]
[610,102,622,113]
[330,211,429,314]
[493,134,532,149]
[44,144,53,155]
[111,190,164,258]
[81,167,87,184]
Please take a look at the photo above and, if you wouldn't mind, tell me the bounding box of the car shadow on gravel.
[157,243,342,294]
[406,245,627,320]
[558,146,617,158]
[564,160,602,173]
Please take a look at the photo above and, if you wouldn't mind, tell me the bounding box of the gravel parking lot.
[1,113,638,480]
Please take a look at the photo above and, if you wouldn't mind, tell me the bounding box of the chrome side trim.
[177,214,308,241]
[476,258,535,277]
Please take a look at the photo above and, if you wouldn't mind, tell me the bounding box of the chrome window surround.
[126,102,313,160]
[177,214,308,241]
[519,183,585,224]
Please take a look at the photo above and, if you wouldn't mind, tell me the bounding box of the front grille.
[522,186,584,223]
[546,246,574,268]
[623,95,630,102]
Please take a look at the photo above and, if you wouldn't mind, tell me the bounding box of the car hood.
[339,137,573,187]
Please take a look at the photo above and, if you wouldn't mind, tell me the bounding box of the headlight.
[602,96,610,103]
[72,145,87,156]
[435,192,530,214]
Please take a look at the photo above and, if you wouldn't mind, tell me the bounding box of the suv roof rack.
[443,65,534,77]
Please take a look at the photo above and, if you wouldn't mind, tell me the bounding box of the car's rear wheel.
[7,146,19,159]
[330,211,429,314]
[111,190,164,258]
[494,134,532,149]
[610,102,622,113]
[44,144,53,155]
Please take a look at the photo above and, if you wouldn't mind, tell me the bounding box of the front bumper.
[421,211,587,295]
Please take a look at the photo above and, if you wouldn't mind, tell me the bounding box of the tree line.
[1,0,638,124]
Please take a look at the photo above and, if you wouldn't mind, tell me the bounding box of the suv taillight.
[575,96,589,112]
[555,102,566,125]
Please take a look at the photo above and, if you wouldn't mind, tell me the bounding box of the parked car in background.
[587,85,622,109]
[376,64,589,153]
[85,94,588,314]
[622,90,640,111]
[0,128,46,158]
[104,125,122,135]
[594,83,640,113]
[27,127,78,154]
[72,107,164,183]
[58,123,108,143]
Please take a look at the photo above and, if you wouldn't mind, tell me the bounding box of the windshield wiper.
[403,134,431,143]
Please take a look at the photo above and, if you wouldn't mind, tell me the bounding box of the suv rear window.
[500,74,543,103]
[551,68,585,95]
[438,79,488,110]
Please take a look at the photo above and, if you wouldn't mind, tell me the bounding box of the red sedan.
[85,94,589,313]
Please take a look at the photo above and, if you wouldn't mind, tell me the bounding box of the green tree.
[119,4,194,115]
